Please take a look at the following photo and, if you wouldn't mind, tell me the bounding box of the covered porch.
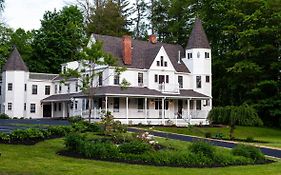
[73,86,212,126]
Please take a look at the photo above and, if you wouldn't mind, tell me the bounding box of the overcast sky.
[2,0,68,30]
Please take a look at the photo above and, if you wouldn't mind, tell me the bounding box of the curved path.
[128,127,281,159]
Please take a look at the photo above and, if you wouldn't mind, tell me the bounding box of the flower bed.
[60,131,272,168]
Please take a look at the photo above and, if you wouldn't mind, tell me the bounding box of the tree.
[31,6,86,73]
[0,24,12,69]
[132,0,149,39]
[0,0,4,13]
[208,105,263,139]
[61,41,127,121]
[86,0,132,36]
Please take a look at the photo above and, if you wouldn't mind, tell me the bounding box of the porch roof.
[41,93,78,103]
[74,86,210,99]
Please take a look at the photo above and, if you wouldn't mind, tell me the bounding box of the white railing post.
[126,97,129,125]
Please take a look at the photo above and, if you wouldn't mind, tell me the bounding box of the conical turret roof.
[186,18,210,49]
[3,46,28,72]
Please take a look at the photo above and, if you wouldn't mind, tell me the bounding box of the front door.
[178,100,183,119]
[43,104,51,118]
[159,75,165,84]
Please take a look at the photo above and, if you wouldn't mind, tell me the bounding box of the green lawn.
[142,126,281,148]
[0,138,280,175]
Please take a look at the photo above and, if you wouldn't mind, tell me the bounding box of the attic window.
[164,62,167,67]
[160,56,164,66]
[157,61,160,66]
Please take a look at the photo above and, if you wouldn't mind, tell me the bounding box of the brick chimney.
[122,35,132,65]
[149,34,157,44]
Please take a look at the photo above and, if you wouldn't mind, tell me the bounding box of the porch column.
[144,97,147,124]
[62,102,66,118]
[105,96,108,113]
[126,97,129,124]
[51,102,54,118]
[162,98,165,124]
[187,99,190,123]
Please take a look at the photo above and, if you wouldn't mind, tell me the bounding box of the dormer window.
[187,53,192,59]
[114,74,120,85]
[62,66,66,73]
[205,52,210,58]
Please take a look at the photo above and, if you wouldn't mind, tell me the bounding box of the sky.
[2,0,67,30]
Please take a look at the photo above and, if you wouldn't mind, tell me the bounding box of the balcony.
[158,83,180,93]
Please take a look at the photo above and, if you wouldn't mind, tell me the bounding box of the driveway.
[0,119,69,133]
[128,127,281,159]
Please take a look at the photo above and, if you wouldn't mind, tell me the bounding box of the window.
[157,61,160,66]
[166,75,169,84]
[138,98,144,112]
[8,103,12,110]
[24,84,27,91]
[59,85,62,93]
[187,53,193,59]
[30,104,36,113]
[114,74,120,85]
[45,85,50,95]
[154,74,158,82]
[154,100,168,110]
[24,103,26,111]
[66,84,70,93]
[204,99,210,106]
[32,85,38,94]
[75,82,79,92]
[206,75,210,83]
[159,75,165,84]
[8,83,12,91]
[164,61,167,67]
[196,100,201,110]
[98,74,103,86]
[205,52,210,58]
[190,100,194,110]
[113,98,119,112]
[178,76,183,88]
[75,101,78,110]
[160,56,164,66]
[58,103,62,111]
[55,85,57,94]
[138,73,143,85]
[54,103,57,111]
[0,86,1,95]
[196,76,201,88]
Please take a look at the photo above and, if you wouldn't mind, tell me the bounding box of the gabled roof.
[186,18,210,49]
[3,46,28,72]
[93,34,190,73]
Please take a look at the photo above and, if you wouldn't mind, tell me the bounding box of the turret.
[1,46,28,117]
[183,18,212,96]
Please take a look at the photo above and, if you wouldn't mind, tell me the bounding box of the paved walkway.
[128,127,281,159]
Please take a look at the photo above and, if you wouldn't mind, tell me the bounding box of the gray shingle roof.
[41,93,78,102]
[3,47,28,72]
[93,34,190,73]
[29,72,58,80]
[186,18,211,49]
[74,86,210,98]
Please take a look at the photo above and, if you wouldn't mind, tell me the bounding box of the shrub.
[65,134,85,152]
[232,144,265,162]
[68,116,84,123]
[111,133,134,144]
[0,113,10,119]
[205,132,212,138]
[0,132,10,142]
[246,136,254,142]
[47,126,73,136]
[214,133,224,139]
[189,141,215,159]
[10,128,45,142]
[101,112,127,135]
[119,140,153,154]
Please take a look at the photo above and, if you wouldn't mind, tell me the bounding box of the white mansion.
[0,18,212,126]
